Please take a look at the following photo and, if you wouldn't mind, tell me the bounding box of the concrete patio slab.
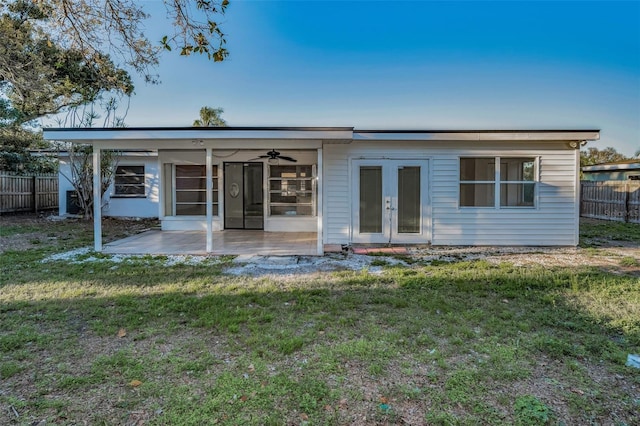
[103,230,318,256]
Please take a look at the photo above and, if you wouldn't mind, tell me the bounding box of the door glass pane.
[398,167,420,233]
[244,163,263,229]
[359,166,382,233]
[224,163,244,228]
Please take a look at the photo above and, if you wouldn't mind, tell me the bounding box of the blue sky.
[125,0,640,156]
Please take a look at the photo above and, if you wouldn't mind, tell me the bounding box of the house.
[44,127,600,254]
[582,160,640,181]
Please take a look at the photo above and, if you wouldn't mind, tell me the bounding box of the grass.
[0,216,639,424]
[579,218,640,246]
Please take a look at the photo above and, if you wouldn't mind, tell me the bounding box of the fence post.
[32,175,38,213]
[625,181,630,223]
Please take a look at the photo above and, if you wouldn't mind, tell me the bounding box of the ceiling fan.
[252,149,297,162]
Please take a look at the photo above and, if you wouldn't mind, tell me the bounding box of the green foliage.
[193,106,228,127]
[580,146,629,167]
[11,0,230,85]
[0,127,56,173]
[0,1,134,125]
[620,256,639,267]
[514,395,552,425]
[579,220,640,246]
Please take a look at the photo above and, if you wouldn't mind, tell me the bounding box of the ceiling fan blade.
[277,155,297,162]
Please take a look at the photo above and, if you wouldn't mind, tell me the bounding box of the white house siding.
[103,157,159,218]
[322,140,579,246]
[58,154,159,218]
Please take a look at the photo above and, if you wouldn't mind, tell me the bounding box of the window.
[460,158,495,207]
[114,165,145,196]
[166,164,219,216]
[500,158,535,207]
[460,157,536,208]
[268,165,316,216]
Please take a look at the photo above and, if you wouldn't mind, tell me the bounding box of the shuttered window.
[114,166,145,197]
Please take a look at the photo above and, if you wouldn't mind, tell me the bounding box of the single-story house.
[44,127,600,255]
[582,160,640,181]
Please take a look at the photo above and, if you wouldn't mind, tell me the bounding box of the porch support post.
[93,147,102,252]
[316,147,324,255]
[205,147,213,253]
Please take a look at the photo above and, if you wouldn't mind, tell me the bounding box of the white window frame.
[459,156,538,209]
[169,164,220,216]
[268,164,317,216]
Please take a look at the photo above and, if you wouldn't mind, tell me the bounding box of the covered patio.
[103,230,318,256]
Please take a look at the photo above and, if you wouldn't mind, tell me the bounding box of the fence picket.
[0,173,59,213]
[580,181,640,224]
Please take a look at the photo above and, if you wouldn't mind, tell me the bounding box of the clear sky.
[122,0,640,156]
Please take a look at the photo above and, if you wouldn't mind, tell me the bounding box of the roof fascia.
[582,163,640,172]
[353,130,600,141]
[43,128,354,142]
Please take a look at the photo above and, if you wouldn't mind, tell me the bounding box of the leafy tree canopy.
[27,0,230,84]
[193,106,227,127]
[580,146,630,167]
[0,0,134,126]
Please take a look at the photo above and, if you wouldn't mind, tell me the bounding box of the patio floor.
[103,230,318,256]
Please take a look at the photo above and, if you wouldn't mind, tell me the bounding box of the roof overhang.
[353,129,600,141]
[43,127,355,143]
[43,127,600,147]
[582,162,640,172]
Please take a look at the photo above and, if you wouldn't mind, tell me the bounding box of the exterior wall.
[103,156,159,218]
[158,149,318,232]
[58,154,159,218]
[58,158,74,215]
[323,140,580,246]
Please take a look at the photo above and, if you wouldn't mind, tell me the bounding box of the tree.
[580,147,629,168]
[0,126,56,173]
[193,106,227,127]
[0,1,134,126]
[57,103,124,219]
[1,1,132,174]
[19,0,230,84]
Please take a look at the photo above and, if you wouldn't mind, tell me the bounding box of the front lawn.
[0,216,639,425]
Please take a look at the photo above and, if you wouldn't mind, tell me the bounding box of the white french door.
[352,159,430,244]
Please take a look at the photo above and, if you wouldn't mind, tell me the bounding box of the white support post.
[205,147,213,253]
[316,147,324,255]
[93,148,102,252]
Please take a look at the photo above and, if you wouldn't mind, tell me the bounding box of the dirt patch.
[0,213,159,254]
[411,245,640,271]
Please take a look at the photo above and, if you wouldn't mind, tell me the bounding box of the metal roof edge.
[582,162,640,172]
[43,126,355,132]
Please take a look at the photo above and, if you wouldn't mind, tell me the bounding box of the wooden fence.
[0,173,59,214]
[581,181,640,224]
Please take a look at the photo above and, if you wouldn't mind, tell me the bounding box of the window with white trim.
[268,165,316,216]
[165,164,219,216]
[460,157,536,208]
[114,165,145,197]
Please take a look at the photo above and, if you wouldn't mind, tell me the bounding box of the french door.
[352,159,429,244]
